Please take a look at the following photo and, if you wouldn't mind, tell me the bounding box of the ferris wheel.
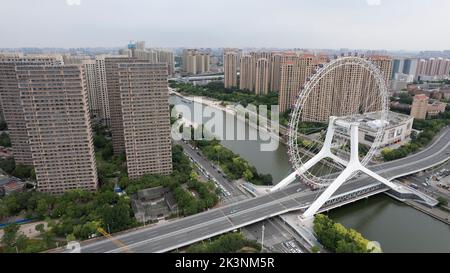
[271,56,404,217]
[286,56,390,188]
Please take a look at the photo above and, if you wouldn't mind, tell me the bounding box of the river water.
[170,95,450,253]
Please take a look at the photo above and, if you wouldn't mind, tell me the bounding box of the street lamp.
[261,223,265,253]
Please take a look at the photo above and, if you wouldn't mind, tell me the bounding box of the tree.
[1,223,28,253]
[13,164,34,180]
[35,199,49,219]
[311,245,320,253]
[243,168,254,181]
[0,203,8,220]
[313,214,374,253]
[0,132,11,147]
[0,120,7,131]
[35,223,45,234]
[0,158,15,174]
[99,199,134,233]
[437,196,448,207]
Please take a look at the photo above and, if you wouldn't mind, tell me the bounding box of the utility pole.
[261,223,265,253]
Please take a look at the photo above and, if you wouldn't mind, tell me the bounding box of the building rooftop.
[341,111,413,132]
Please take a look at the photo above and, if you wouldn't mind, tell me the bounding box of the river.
[170,95,450,253]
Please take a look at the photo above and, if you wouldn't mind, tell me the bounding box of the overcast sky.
[1,0,449,50]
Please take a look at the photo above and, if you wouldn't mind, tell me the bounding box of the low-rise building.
[427,102,447,117]
[357,111,414,149]
[0,174,25,196]
[131,186,178,222]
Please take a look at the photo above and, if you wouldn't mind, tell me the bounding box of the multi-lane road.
[75,127,450,253]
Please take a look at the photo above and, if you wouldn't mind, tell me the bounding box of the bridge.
[75,127,450,253]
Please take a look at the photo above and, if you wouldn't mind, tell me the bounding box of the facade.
[239,55,253,91]
[182,49,210,75]
[427,102,447,117]
[254,58,270,95]
[0,56,61,166]
[16,65,97,194]
[410,94,429,119]
[278,54,392,121]
[104,57,150,154]
[95,56,111,125]
[357,111,414,148]
[223,52,238,88]
[270,53,283,92]
[117,63,173,179]
[416,57,450,79]
[83,60,100,120]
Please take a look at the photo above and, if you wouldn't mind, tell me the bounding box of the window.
[364,134,375,143]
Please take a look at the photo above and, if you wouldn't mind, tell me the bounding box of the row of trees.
[193,138,272,185]
[172,81,279,109]
[313,214,379,253]
[186,232,260,253]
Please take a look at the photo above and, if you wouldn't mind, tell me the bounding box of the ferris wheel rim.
[288,56,390,187]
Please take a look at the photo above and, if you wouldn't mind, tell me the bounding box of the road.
[175,140,245,199]
[75,127,450,253]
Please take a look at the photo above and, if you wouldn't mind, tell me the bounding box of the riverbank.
[404,200,450,225]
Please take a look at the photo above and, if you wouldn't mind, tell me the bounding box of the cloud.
[66,0,81,6]
[366,0,381,6]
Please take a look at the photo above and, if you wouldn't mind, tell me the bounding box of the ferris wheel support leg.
[271,118,338,192]
[359,166,401,191]
[302,167,356,218]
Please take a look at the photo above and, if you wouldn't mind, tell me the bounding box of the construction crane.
[97,227,133,253]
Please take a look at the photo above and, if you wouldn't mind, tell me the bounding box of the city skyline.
[1,0,450,51]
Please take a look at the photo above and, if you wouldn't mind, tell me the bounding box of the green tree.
[35,223,45,234]
[437,196,448,207]
[0,120,7,131]
[1,223,28,253]
[0,132,11,147]
[243,168,254,181]
[13,164,35,180]
[99,199,134,233]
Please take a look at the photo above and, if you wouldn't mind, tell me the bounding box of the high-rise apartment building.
[278,54,316,114]
[117,63,173,179]
[83,60,100,120]
[270,53,283,92]
[239,55,253,91]
[156,50,175,76]
[254,58,270,95]
[182,49,210,75]
[105,57,149,154]
[224,52,238,88]
[95,56,111,125]
[410,94,429,120]
[279,54,392,122]
[416,57,450,79]
[15,65,97,194]
[0,56,61,166]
